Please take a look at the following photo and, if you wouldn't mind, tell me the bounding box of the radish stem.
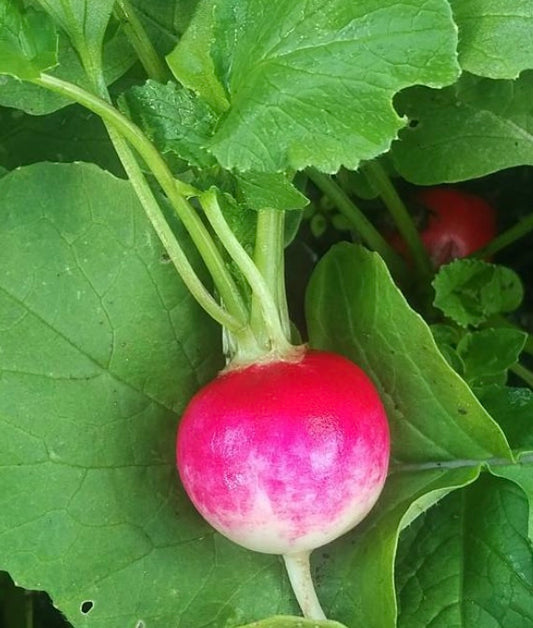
[71,60,256,346]
[200,190,292,357]
[114,0,170,83]
[251,209,291,344]
[363,160,433,280]
[105,124,254,339]
[307,168,408,281]
[510,363,533,389]
[470,212,533,259]
[283,552,326,620]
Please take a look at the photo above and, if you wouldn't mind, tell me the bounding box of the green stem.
[283,552,326,620]
[34,74,194,197]
[200,190,293,358]
[114,0,170,83]
[71,57,252,341]
[33,73,250,329]
[363,160,433,279]
[105,124,251,336]
[470,213,533,259]
[275,216,292,341]
[251,209,291,343]
[307,168,408,281]
[510,362,533,388]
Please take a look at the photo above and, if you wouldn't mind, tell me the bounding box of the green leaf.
[238,616,348,628]
[477,386,533,453]
[457,328,528,387]
[0,26,136,115]
[396,475,533,626]
[0,0,57,79]
[0,163,305,627]
[392,72,533,184]
[120,81,308,210]
[450,0,533,79]
[317,467,480,627]
[166,0,229,113]
[35,0,116,78]
[433,259,524,327]
[170,0,460,173]
[306,243,511,464]
[119,79,219,168]
[235,172,308,212]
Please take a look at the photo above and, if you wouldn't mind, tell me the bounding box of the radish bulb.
[176,349,390,619]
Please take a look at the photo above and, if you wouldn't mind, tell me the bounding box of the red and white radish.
[176,348,389,618]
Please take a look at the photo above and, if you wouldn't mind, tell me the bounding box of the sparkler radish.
[177,348,390,618]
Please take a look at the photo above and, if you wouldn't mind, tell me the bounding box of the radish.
[177,348,390,618]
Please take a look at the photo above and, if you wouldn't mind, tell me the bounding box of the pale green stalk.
[200,190,292,357]
[114,0,170,82]
[251,209,291,344]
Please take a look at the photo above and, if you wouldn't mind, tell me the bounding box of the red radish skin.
[418,187,497,267]
[176,350,390,555]
[387,187,497,269]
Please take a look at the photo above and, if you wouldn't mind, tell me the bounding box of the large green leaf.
[450,0,533,79]
[0,0,57,79]
[392,71,533,184]
[0,163,304,627]
[169,0,459,173]
[306,243,511,463]
[396,475,533,626]
[302,243,529,625]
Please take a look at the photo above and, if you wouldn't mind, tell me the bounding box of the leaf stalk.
[363,160,433,280]
[114,0,170,83]
[200,190,293,358]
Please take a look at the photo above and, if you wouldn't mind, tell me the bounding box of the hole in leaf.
[408,119,419,128]
[135,621,146,628]
[80,600,94,614]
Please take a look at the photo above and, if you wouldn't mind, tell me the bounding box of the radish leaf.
[169,0,460,173]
